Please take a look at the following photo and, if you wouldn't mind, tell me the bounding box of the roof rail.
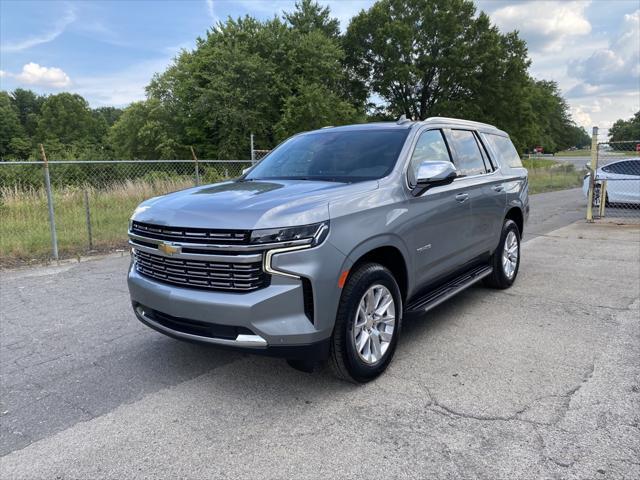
[423,116,498,130]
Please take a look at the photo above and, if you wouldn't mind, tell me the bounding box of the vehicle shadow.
[147,284,483,391]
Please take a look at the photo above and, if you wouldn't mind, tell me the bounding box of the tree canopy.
[0,0,596,161]
[609,111,640,142]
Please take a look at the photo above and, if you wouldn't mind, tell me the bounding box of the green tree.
[275,82,360,140]
[141,2,363,159]
[108,99,180,159]
[344,0,531,121]
[609,111,640,142]
[92,106,123,144]
[10,88,45,138]
[37,93,96,145]
[284,0,340,38]
[0,92,29,159]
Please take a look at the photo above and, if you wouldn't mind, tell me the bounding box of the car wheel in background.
[329,263,402,383]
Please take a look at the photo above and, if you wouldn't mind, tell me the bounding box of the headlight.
[250,222,329,246]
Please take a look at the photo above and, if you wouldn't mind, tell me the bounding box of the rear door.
[602,160,640,203]
[445,129,505,257]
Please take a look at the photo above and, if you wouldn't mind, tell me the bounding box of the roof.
[307,116,507,136]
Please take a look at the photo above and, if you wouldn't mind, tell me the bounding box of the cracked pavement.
[1,189,639,479]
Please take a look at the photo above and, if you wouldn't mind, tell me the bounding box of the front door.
[402,129,472,289]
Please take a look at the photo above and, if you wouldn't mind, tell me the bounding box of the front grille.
[133,249,269,292]
[131,221,250,245]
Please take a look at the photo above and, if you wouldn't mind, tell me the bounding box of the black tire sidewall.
[338,264,402,382]
[496,220,521,287]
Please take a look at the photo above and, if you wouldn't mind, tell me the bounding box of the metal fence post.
[598,180,608,218]
[83,189,93,250]
[250,133,255,164]
[190,146,200,186]
[39,144,59,261]
[586,127,598,222]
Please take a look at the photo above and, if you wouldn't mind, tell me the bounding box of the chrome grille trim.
[132,249,269,292]
[128,231,312,252]
[131,221,249,244]
[128,241,263,263]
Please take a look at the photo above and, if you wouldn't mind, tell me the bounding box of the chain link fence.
[586,130,640,223]
[0,159,252,268]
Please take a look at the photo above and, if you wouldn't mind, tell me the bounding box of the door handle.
[455,193,469,202]
[492,185,504,192]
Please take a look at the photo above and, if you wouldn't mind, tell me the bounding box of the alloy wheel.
[502,230,519,279]
[352,284,396,364]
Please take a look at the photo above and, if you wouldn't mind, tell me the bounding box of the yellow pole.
[586,127,598,222]
[598,180,608,218]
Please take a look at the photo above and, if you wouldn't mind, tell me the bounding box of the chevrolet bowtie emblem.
[158,242,181,256]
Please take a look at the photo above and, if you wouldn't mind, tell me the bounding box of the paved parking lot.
[1,190,639,479]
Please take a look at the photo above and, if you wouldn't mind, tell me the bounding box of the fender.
[332,233,413,295]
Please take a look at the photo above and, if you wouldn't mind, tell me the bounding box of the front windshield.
[245,129,410,182]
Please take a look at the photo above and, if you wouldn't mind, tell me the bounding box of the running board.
[406,265,493,313]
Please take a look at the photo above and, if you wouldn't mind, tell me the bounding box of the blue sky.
[1,0,638,134]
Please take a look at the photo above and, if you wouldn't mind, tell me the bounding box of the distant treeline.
[1,0,604,162]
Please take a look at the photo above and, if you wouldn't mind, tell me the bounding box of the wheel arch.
[505,206,524,236]
[342,238,410,303]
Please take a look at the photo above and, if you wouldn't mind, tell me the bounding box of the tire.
[484,219,521,289]
[329,263,402,383]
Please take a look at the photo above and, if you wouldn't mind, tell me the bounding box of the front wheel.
[484,219,521,289]
[329,263,402,383]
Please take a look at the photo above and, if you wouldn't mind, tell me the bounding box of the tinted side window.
[448,129,487,176]
[408,129,451,186]
[607,160,640,176]
[481,133,522,168]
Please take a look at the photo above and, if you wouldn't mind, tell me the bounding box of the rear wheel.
[484,219,520,289]
[329,263,402,383]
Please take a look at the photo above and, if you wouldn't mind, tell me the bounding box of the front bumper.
[127,238,347,357]
[132,302,330,360]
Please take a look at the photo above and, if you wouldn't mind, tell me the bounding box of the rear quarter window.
[481,133,522,168]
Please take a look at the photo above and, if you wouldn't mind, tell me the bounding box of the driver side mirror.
[412,160,458,196]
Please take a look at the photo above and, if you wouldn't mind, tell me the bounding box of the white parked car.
[583,158,640,205]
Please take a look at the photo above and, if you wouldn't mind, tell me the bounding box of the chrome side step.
[406,265,493,313]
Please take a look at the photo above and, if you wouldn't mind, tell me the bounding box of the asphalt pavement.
[1,188,639,479]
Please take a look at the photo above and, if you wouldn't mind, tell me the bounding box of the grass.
[555,149,639,157]
[0,178,194,268]
[554,149,592,157]
[523,158,585,194]
[0,160,588,267]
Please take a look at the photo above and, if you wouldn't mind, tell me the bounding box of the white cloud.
[72,58,173,106]
[6,63,72,88]
[568,10,640,94]
[205,0,217,22]
[1,8,76,52]
[0,70,6,78]
[570,105,593,130]
[490,1,591,52]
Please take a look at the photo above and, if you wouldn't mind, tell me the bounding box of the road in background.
[525,188,585,240]
[554,155,592,169]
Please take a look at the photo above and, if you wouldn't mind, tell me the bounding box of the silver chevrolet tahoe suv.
[128,117,529,382]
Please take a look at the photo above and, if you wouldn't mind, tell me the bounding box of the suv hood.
[131,179,377,230]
